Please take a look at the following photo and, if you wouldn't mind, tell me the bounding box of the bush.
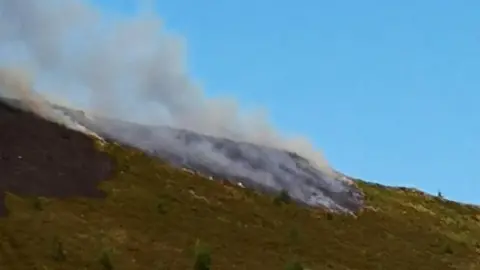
[444,244,453,254]
[33,197,43,211]
[51,237,66,262]
[285,261,304,270]
[157,201,167,214]
[99,250,114,270]
[274,190,291,205]
[194,241,211,270]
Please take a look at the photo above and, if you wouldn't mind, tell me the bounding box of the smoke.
[0,0,333,174]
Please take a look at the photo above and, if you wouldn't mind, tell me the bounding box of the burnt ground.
[0,101,114,216]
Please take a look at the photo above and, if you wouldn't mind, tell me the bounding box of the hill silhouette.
[0,98,479,270]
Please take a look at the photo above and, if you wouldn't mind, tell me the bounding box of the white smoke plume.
[0,68,104,139]
[0,0,333,174]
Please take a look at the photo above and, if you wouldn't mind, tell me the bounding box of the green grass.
[0,141,479,269]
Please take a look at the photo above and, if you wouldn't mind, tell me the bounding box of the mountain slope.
[53,103,363,213]
[0,100,479,270]
[0,100,113,215]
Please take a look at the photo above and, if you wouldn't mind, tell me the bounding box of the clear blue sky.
[92,0,479,205]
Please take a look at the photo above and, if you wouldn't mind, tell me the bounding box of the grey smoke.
[51,106,363,212]
[0,0,363,212]
[0,68,104,138]
[0,0,332,173]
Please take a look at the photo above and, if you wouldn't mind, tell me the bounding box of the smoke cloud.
[0,0,332,174]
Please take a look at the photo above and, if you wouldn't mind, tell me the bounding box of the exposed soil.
[0,101,114,216]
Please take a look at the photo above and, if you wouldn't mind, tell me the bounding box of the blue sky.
[92,0,479,204]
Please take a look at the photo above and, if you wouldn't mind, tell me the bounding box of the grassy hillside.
[0,104,479,269]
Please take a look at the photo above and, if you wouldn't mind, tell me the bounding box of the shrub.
[157,201,167,214]
[444,244,453,254]
[285,261,304,270]
[51,237,66,262]
[99,250,114,270]
[33,197,43,211]
[193,241,211,270]
[274,190,291,205]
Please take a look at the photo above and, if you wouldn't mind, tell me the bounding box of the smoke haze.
[0,0,332,174]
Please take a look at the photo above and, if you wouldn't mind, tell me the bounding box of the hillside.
[0,100,479,270]
[52,102,364,214]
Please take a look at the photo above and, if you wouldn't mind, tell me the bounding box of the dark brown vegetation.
[0,100,479,269]
[0,102,113,215]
